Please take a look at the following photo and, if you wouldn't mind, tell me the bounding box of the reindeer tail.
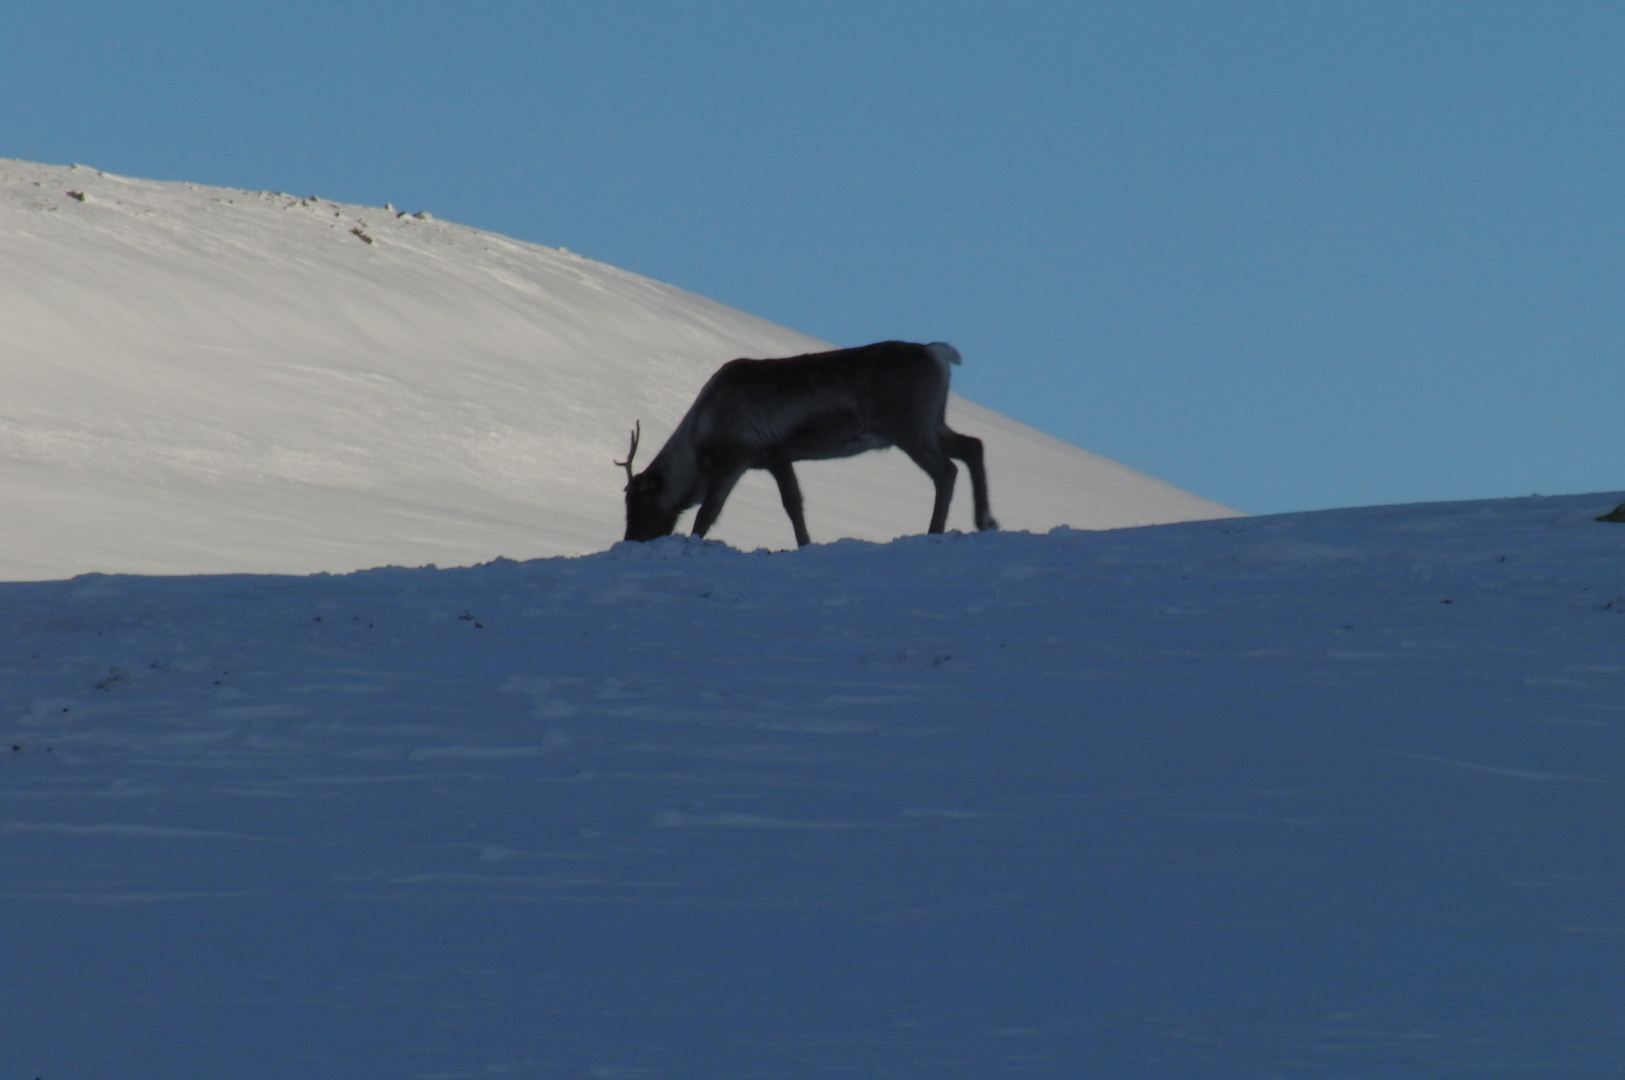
[925,341,962,368]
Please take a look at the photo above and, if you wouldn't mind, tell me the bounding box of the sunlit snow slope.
[0,160,1236,580]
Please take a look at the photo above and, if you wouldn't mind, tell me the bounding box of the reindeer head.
[624,469,683,541]
[617,422,683,541]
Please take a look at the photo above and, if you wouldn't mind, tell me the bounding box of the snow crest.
[0,159,1236,580]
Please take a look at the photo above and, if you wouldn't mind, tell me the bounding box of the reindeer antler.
[614,421,641,483]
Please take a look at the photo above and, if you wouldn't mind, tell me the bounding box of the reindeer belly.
[773,414,890,462]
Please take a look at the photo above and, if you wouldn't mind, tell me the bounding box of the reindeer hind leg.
[896,440,959,534]
[925,459,959,533]
[944,431,997,531]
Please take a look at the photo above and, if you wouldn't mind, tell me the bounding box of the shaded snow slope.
[4,492,1625,1078]
[0,159,1235,581]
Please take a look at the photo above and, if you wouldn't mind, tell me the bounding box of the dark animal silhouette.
[617,340,997,547]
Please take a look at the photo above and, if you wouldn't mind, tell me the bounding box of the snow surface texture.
[0,159,1235,581]
[5,492,1625,1078]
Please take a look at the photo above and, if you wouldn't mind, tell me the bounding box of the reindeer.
[617,340,997,547]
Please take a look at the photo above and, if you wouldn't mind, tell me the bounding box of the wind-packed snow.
[0,159,1235,581]
[5,491,1625,1078]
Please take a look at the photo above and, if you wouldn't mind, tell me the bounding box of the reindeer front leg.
[767,462,812,547]
[691,467,745,539]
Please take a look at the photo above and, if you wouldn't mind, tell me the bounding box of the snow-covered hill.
[4,492,1625,1077]
[0,159,1235,581]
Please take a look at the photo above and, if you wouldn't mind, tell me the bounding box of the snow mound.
[0,160,1236,580]
[4,492,1625,1076]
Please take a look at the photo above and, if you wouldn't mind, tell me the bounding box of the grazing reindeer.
[617,340,997,547]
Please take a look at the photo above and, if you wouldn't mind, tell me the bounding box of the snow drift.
[0,159,1235,581]
[4,492,1625,1077]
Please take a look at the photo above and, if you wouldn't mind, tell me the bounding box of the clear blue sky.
[4,2,1622,514]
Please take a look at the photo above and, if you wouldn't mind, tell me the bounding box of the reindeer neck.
[647,439,704,512]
